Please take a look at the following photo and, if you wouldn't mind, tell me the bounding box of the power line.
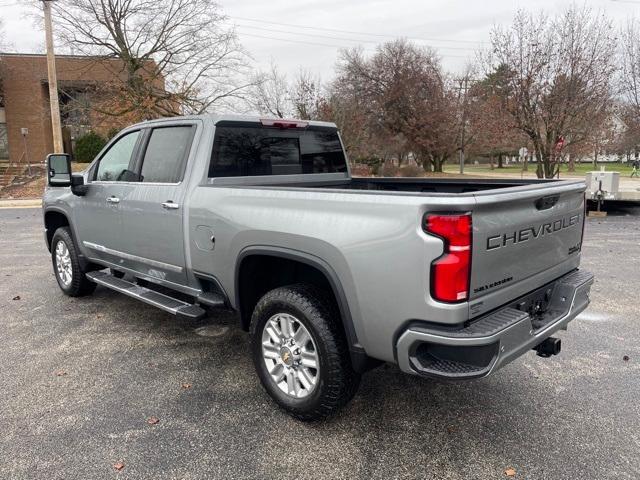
[238,31,352,49]
[235,31,472,59]
[233,23,478,51]
[229,15,487,46]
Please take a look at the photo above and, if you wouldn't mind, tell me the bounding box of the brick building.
[0,53,163,166]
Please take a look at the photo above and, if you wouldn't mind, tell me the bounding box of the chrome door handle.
[161,201,180,210]
[106,196,120,204]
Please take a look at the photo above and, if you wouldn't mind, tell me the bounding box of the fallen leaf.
[113,462,125,471]
[147,416,160,425]
[12,295,20,301]
[505,468,516,477]
[623,355,630,362]
[181,383,192,390]
[55,370,67,377]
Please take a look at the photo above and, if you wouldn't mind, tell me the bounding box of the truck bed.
[236,176,561,194]
[216,174,586,321]
[327,177,556,193]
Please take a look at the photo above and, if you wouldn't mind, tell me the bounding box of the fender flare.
[234,246,371,368]
[43,207,91,270]
[43,207,71,250]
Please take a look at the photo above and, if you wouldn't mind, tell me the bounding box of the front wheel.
[250,284,360,420]
[51,227,96,297]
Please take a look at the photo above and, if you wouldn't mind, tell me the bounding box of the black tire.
[51,227,97,297]
[250,284,361,420]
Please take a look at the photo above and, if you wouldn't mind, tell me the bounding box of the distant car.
[43,115,594,420]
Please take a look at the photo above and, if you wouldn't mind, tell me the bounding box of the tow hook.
[534,337,562,358]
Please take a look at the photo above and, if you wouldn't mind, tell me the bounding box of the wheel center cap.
[280,347,293,366]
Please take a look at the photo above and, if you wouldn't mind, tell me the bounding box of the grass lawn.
[443,161,635,176]
[560,162,634,175]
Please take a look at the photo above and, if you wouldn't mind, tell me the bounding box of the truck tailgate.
[468,181,586,316]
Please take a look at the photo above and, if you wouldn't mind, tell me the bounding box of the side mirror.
[47,153,72,187]
[71,173,88,196]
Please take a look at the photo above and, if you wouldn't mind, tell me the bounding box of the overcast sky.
[1,0,639,80]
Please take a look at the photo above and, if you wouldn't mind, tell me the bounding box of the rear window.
[209,125,347,177]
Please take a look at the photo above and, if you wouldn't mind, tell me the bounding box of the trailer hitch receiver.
[534,337,562,358]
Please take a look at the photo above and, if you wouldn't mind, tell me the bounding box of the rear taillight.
[425,213,472,303]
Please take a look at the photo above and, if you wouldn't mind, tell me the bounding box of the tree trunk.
[531,139,546,179]
[421,155,433,173]
[535,151,544,178]
[568,154,575,172]
[497,153,503,168]
[433,156,443,173]
[543,155,557,178]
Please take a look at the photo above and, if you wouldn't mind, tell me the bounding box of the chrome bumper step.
[86,271,207,320]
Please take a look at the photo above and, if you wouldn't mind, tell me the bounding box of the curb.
[0,198,42,208]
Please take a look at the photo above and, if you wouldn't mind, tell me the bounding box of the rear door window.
[139,126,194,183]
[209,125,347,177]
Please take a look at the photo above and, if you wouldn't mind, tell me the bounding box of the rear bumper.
[396,269,594,379]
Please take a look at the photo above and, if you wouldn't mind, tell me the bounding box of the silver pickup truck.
[43,115,594,420]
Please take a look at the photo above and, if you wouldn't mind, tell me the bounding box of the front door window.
[95,131,140,181]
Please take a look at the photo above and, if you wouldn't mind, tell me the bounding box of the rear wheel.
[250,284,360,420]
[51,227,96,297]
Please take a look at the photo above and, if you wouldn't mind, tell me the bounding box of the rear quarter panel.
[187,186,475,362]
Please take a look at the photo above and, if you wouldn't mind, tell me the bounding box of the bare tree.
[318,89,373,164]
[52,0,254,119]
[621,18,640,115]
[486,6,617,178]
[0,19,6,107]
[467,64,526,168]
[250,61,291,118]
[290,70,323,120]
[619,16,640,161]
[332,40,456,172]
[0,18,6,50]
[616,103,640,161]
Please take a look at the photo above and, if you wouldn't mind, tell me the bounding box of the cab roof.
[129,114,337,130]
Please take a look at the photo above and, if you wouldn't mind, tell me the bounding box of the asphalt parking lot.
[1,207,639,480]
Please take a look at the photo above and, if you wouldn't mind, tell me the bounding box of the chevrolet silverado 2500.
[43,115,594,420]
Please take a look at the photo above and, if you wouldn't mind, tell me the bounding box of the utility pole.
[42,0,63,153]
[457,76,470,175]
